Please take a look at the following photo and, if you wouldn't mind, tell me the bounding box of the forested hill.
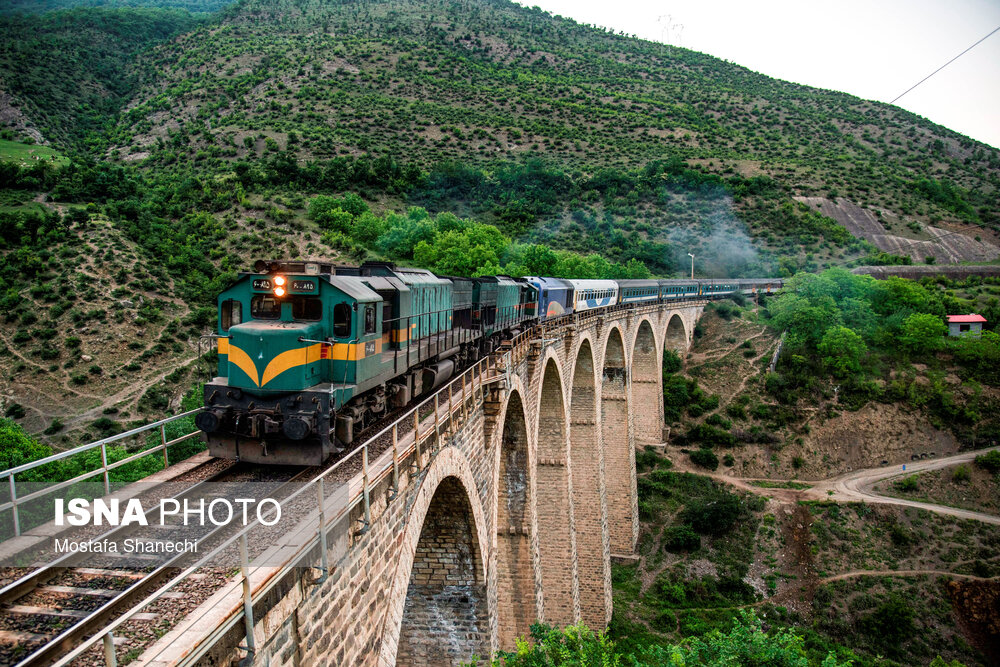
[0,8,209,147]
[110,0,999,229]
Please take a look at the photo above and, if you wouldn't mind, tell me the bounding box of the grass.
[0,138,68,167]
[750,480,812,490]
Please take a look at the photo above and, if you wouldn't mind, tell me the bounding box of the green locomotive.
[196,261,537,465]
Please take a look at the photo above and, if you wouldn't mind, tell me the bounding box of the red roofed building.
[946,314,986,337]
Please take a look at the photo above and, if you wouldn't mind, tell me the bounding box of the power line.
[891,25,1000,104]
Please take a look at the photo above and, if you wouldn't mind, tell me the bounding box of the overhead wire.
[891,25,1000,104]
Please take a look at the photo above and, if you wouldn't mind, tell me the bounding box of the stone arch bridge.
[148,300,705,667]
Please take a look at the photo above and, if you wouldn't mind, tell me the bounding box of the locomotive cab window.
[364,305,376,335]
[221,299,242,331]
[251,295,281,320]
[333,303,351,338]
[292,296,322,321]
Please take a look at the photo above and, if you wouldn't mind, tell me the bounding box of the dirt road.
[807,447,1000,525]
[668,445,1000,525]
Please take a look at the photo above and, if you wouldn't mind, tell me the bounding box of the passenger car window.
[221,299,242,330]
[251,295,280,320]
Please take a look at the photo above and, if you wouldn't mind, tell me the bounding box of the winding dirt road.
[806,447,1000,525]
[669,446,1000,525]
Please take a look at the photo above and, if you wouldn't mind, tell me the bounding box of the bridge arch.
[379,449,492,667]
[664,313,687,354]
[534,356,579,626]
[568,337,610,628]
[494,388,535,649]
[630,318,663,446]
[602,325,637,554]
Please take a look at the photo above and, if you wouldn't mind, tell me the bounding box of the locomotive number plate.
[252,279,272,290]
[290,280,316,293]
[365,341,376,356]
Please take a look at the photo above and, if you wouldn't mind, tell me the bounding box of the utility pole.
[687,253,695,280]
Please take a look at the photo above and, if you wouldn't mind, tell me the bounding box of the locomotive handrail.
[0,407,205,537]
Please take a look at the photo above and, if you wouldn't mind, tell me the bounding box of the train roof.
[616,279,659,288]
[523,276,574,290]
[567,279,618,290]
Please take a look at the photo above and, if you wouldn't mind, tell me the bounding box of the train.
[195,260,783,465]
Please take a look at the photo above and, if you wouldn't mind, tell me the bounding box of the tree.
[522,244,558,276]
[899,312,946,355]
[640,610,850,666]
[0,418,51,471]
[688,448,719,471]
[818,326,866,377]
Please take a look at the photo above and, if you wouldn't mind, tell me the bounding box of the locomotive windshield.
[251,295,281,319]
[250,295,323,321]
[292,297,322,321]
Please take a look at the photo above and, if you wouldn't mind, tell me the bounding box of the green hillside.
[110,0,998,225]
[0,8,208,148]
[1,0,1000,442]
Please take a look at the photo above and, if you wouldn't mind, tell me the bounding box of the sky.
[512,0,1000,149]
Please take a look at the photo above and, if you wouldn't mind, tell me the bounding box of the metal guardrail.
[48,350,503,667]
[1,407,204,537]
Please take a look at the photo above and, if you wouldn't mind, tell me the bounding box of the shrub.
[974,449,1000,474]
[663,525,701,552]
[43,418,64,435]
[662,349,682,373]
[4,403,26,419]
[689,448,719,471]
[681,492,742,535]
[725,403,746,420]
[704,413,732,430]
[894,475,919,492]
[952,465,970,483]
[687,423,735,448]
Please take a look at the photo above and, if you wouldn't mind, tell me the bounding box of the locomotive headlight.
[274,276,286,286]
[274,287,286,297]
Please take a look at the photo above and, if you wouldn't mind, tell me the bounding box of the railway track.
[0,398,434,667]
[0,462,317,667]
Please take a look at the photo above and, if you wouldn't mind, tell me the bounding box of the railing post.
[160,423,169,468]
[433,394,441,451]
[462,373,468,420]
[390,424,399,498]
[411,410,422,474]
[239,533,256,656]
[448,384,454,434]
[9,475,19,538]
[103,631,117,667]
[316,478,329,579]
[359,445,371,534]
[100,443,110,495]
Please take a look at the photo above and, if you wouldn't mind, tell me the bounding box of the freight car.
[197,260,782,465]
